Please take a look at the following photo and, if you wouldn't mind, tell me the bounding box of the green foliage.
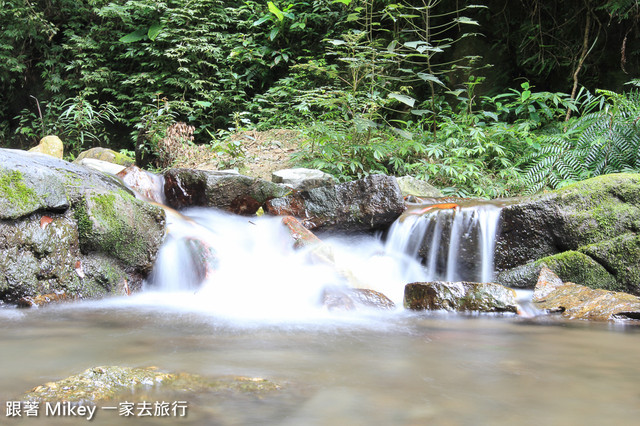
[520,89,640,193]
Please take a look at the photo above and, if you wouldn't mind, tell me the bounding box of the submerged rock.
[23,366,280,403]
[494,174,640,295]
[0,149,165,304]
[532,267,640,321]
[265,174,404,233]
[404,281,518,313]
[272,167,336,191]
[164,168,289,215]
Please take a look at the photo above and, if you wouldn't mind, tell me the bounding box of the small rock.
[272,168,336,191]
[74,147,135,166]
[321,287,395,311]
[28,135,64,158]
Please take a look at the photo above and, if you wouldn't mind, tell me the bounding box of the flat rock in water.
[404,281,518,313]
[265,174,404,233]
[22,366,281,403]
[532,267,640,321]
[272,168,336,191]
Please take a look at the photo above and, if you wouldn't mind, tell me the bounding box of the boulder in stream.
[532,267,640,321]
[0,149,166,304]
[404,281,518,313]
[494,173,640,295]
[265,174,405,233]
[163,168,290,215]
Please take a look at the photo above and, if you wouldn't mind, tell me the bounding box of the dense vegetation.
[1,0,639,197]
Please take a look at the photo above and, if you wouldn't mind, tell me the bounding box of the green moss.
[0,170,39,213]
[580,233,640,295]
[536,250,620,291]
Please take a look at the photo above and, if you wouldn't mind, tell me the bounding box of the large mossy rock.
[494,173,640,295]
[0,149,165,304]
[163,168,290,215]
[265,174,405,233]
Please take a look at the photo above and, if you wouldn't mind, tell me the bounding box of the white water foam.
[143,208,428,321]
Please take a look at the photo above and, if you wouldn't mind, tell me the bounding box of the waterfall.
[385,202,502,283]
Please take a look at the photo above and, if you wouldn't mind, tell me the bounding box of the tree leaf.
[268,1,284,21]
[147,23,162,41]
[388,93,416,107]
[119,28,147,43]
[252,15,271,26]
[269,27,279,41]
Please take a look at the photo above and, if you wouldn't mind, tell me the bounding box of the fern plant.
[520,89,640,193]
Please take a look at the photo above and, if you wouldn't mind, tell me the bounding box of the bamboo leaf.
[388,93,416,107]
[268,1,284,21]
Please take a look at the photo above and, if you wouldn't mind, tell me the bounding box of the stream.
[2,205,640,425]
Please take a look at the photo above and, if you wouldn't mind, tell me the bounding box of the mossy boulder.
[0,148,165,304]
[494,173,640,295]
[74,147,135,166]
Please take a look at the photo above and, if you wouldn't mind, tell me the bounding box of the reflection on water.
[1,302,639,425]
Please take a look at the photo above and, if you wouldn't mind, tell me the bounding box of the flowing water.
[2,204,640,425]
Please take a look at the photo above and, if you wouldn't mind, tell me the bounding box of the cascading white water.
[143,207,428,320]
[385,202,502,283]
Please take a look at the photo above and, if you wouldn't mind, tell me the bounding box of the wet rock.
[532,267,640,321]
[272,167,336,191]
[22,366,281,403]
[494,174,640,295]
[74,147,135,166]
[28,135,64,158]
[404,281,518,313]
[321,287,395,311]
[281,215,322,249]
[396,176,442,197]
[164,168,289,215]
[116,165,165,204]
[0,149,166,303]
[17,291,76,308]
[265,174,405,233]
